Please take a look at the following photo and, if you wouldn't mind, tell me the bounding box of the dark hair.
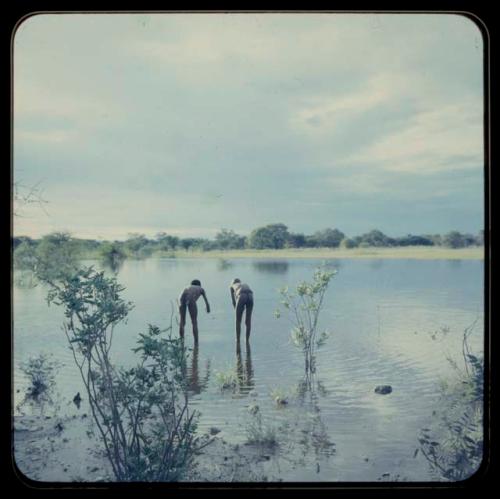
[191,279,201,286]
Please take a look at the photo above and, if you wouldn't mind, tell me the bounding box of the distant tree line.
[12,226,485,267]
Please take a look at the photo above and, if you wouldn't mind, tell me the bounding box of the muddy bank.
[12,415,277,483]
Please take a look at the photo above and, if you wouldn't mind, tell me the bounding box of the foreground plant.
[46,266,200,481]
[18,353,61,400]
[275,265,336,374]
[245,404,279,448]
[418,320,484,481]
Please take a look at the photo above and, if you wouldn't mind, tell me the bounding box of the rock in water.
[374,385,392,395]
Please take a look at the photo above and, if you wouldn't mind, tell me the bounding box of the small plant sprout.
[276,265,336,374]
[214,366,239,391]
[245,404,279,448]
[270,387,291,407]
[18,353,62,400]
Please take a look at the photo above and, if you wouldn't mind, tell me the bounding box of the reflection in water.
[183,344,210,395]
[217,258,233,271]
[236,341,254,394]
[13,270,37,289]
[446,259,462,269]
[368,259,384,270]
[101,255,125,274]
[294,374,336,463]
[252,261,289,274]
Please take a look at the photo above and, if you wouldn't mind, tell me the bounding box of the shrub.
[275,266,336,374]
[46,267,200,481]
[418,321,484,481]
[245,404,279,447]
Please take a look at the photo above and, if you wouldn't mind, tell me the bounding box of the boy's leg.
[179,302,187,339]
[235,299,245,342]
[245,299,253,342]
[188,301,199,344]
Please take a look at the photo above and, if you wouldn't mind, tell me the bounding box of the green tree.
[476,230,484,246]
[248,223,290,249]
[311,228,345,248]
[395,234,434,247]
[443,231,469,249]
[124,234,155,258]
[340,238,357,249]
[155,232,179,251]
[286,233,306,248]
[215,229,246,250]
[34,231,80,281]
[356,230,395,247]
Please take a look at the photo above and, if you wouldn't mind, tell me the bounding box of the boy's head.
[231,278,241,285]
[191,279,201,286]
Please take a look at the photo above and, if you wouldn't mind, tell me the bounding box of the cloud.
[12,13,484,238]
[343,98,483,174]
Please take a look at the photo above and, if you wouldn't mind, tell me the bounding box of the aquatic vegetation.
[275,265,336,374]
[245,405,279,447]
[269,387,292,407]
[18,353,61,400]
[44,266,200,482]
[418,320,484,481]
[214,366,239,391]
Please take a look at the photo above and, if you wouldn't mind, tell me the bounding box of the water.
[13,257,484,482]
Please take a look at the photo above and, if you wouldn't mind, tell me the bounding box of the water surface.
[13,257,484,481]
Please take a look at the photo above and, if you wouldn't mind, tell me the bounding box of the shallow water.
[13,257,484,482]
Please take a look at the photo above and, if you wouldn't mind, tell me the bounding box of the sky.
[13,13,485,240]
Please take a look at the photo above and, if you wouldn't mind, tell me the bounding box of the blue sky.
[13,13,484,240]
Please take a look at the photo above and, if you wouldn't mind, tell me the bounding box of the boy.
[230,278,254,342]
[179,279,210,343]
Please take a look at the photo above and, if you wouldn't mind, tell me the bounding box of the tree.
[311,228,345,248]
[443,231,469,249]
[155,232,179,251]
[356,230,395,247]
[395,234,434,247]
[248,223,289,249]
[214,229,246,250]
[13,180,48,217]
[286,233,306,248]
[476,230,484,246]
[340,238,357,249]
[35,231,80,281]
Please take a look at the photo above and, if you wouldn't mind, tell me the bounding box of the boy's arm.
[201,289,210,313]
[230,287,236,308]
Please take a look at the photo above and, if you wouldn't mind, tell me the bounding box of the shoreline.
[12,414,279,483]
[156,246,484,261]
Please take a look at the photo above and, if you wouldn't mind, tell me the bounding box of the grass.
[156,246,484,260]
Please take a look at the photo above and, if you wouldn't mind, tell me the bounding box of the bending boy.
[179,279,210,343]
[230,278,254,343]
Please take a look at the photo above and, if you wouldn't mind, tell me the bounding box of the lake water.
[13,257,485,482]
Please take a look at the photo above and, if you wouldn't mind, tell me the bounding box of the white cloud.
[290,72,410,136]
[344,98,483,174]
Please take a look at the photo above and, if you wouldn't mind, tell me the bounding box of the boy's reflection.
[236,341,254,394]
[184,344,210,395]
